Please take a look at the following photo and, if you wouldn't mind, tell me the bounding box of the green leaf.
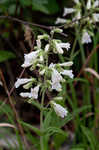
[0,50,15,63]
[43,110,52,129]
[81,125,99,150]
[45,127,67,137]
[32,0,59,14]
[19,0,32,6]
[70,148,85,150]
[20,121,43,136]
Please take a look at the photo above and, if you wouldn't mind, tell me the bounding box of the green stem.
[40,89,45,150]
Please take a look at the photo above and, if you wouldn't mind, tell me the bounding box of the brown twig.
[0,15,52,30]
[0,15,69,38]
[74,44,99,86]
[0,69,29,149]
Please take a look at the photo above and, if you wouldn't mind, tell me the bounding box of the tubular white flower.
[51,101,68,118]
[82,31,92,44]
[36,39,41,49]
[63,8,76,16]
[15,78,33,88]
[40,69,45,75]
[87,0,91,10]
[94,0,99,7]
[75,11,81,20]
[60,70,74,79]
[51,82,62,91]
[40,55,43,62]
[55,18,66,24]
[93,13,99,22]
[45,44,49,52]
[59,61,73,67]
[55,42,70,54]
[74,0,79,4]
[20,92,32,98]
[21,50,40,68]
[49,63,55,69]
[52,69,63,83]
[30,84,40,99]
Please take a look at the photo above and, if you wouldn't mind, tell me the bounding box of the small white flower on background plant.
[63,8,76,16]
[55,18,66,24]
[51,101,68,118]
[21,50,40,68]
[15,78,33,88]
[81,31,92,44]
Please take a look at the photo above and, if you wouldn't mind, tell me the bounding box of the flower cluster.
[55,0,99,44]
[15,29,74,118]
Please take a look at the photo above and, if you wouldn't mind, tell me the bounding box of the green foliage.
[81,125,99,150]
[0,50,15,63]
[20,121,43,136]
[0,0,59,15]
[31,0,59,14]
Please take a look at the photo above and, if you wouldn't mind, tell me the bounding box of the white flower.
[60,70,74,79]
[49,63,55,69]
[15,78,33,88]
[94,0,99,7]
[40,55,43,62]
[55,42,70,54]
[74,0,79,4]
[52,69,63,83]
[87,0,91,10]
[36,39,41,49]
[45,44,49,52]
[55,18,66,24]
[51,82,62,91]
[59,61,73,67]
[20,92,31,98]
[93,13,99,22]
[74,11,81,20]
[21,50,40,68]
[20,85,40,99]
[40,69,46,75]
[30,84,40,99]
[51,101,68,118]
[82,31,92,44]
[63,8,76,16]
